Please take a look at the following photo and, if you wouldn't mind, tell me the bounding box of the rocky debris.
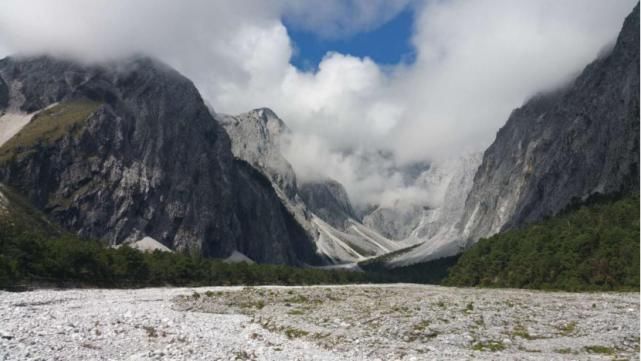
[224,250,255,264]
[0,287,346,361]
[1,285,637,361]
[120,237,173,253]
[177,285,639,360]
[0,111,35,147]
[0,56,321,265]
[458,4,640,243]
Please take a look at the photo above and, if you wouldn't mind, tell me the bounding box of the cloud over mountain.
[0,0,635,206]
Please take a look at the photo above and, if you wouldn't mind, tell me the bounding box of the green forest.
[0,187,374,289]
[1,185,638,291]
[0,225,376,290]
[444,193,640,291]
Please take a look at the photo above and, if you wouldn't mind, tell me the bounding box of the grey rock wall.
[0,56,321,265]
[459,4,639,243]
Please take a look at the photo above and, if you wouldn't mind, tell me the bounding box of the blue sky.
[285,9,416,71]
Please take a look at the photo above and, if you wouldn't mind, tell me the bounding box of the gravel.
[0,285,638,360]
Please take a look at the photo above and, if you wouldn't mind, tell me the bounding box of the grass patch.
[284,327,309,339]
[472,340,506,352]
[283,294,310,304]
[412,320,430,332]
[584,345,616,355]
[0,100,101,163]
[465,302,474,312]
[143,326,158,338]
[239,299,265,310]
[558,321,577,336]
[512,324,536,340]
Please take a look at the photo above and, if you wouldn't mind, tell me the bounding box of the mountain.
[0,183,62,236]
[218,108,411,263]
[218,108,297,198]
[362,203,424,241]
[457,4,639,245]
[446,193,639,291]
[370,4,639,268]
[383,153,482,266]
[0,56,322,265]
[298,179,358,230]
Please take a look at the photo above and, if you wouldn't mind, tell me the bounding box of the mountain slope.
[446,193,639,291]
[218,108,409,263]
[298,179,358,230]
[458,4,639,245]
[385,153,482,266]
[0,56,321,265]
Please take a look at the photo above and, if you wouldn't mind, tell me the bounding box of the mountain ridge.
[0,55,321,265]
[457,4,639,246]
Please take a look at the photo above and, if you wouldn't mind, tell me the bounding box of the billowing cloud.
[0,0,636,207]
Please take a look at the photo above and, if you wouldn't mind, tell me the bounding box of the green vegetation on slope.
[359,250,460,285]
[0,100,101,163]
[1,181,637,291]
[444,193,640,291]
[0,186,375,290]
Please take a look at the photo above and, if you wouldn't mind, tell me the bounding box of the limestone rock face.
[362,204,423,241]
[0,77,8,109]
[458,5,640,243]
[0,56,321,265]
[298,179,358,230]
[219,108,411,263]
[219,108,297,198]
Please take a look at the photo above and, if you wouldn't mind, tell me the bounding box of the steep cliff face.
[459,5,640,243]
[362,204,423,241]
[298,179,358,230]
[219,108,410,263]
[362,154,482,246]
[0,77,8,109]
[381,153,482,266]
[0,56,321,265]
[219,108,297,198]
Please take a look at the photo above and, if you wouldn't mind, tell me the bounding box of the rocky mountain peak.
[0,55,322,265]
[456,3,639,245]
[298,178,358,230]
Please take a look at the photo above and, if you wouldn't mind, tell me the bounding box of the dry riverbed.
[0,285,638,360]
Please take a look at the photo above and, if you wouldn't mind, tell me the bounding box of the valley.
[0,3,638,360]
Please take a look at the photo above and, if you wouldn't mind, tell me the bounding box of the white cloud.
[0,0,636,206]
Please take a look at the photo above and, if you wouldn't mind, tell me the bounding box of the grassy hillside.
[444,193,639,291]
[0,100,101,163]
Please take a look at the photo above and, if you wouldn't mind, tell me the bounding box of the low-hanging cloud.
[0,0,636,207]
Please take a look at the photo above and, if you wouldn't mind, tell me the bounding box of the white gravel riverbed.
[0,285,638,360]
